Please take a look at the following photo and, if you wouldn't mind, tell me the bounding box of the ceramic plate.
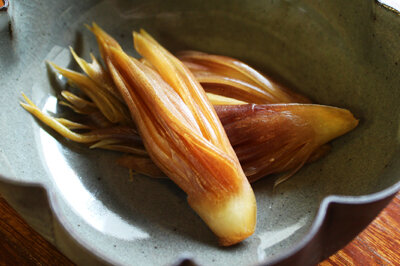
[1,0,400,265]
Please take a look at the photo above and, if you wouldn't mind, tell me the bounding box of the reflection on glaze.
[39,85,149,241]
[257,216,307,261]
[379,0,400,11]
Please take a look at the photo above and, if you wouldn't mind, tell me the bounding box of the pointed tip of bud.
[290,104,358,146]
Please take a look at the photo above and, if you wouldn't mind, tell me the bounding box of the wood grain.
[0,193,399,265]
[320,192,400,266]
[0,197,73,265]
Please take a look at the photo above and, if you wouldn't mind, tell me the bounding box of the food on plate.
[214,104,357,185]
[110,103,358,187]
[113,26,257,246]
[20,23,358,245]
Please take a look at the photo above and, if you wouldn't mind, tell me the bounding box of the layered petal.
[100,29,257,245]
[178,50,311,104]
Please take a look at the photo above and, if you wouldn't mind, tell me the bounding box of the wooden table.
[0,193,399,265]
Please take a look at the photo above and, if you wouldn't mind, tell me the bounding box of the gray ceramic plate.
[1,0,400,265]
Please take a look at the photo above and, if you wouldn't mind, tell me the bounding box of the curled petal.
[49,62,130,124]
[206,93,246,106]
[55,118,91,130]
[178,50,310,104]
[70,47,123,101]
[60,90,97,114]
